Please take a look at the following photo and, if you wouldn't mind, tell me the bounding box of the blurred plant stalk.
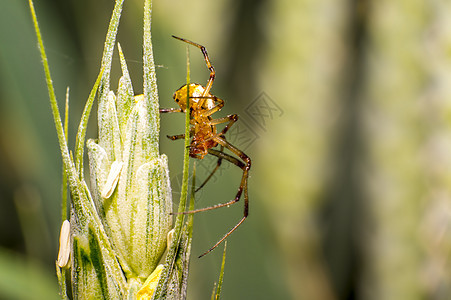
[257,0,349,299]
[361,1,451,299]
[29,0,194,298]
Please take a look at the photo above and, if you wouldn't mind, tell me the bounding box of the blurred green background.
[2,0,451,299]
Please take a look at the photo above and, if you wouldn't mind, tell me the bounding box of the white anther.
[57,220,71,268]
[167,228,175,249]
[101,161,123,199]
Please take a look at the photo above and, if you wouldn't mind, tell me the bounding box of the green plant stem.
[152,42,191,300]
[74,70,104,178]
[173,44,191,249]
[29,0,68,169]
[60,88,69,299]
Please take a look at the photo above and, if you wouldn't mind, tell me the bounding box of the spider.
[160,35,251,257]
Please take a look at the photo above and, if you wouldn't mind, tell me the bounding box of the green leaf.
[74,69,104,178]
[142,0,160,157]
[212,242,227,300]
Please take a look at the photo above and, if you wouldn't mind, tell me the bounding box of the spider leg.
[199,143,250,257]
[211,114,238,136]
[199,205,247,258]
[208,147,245,169]
[177,136,251,257]
[180,137,249,215]
[197,114,238,147]
[189,95,224,117]
[160,108,186,140]
[167,134,185,140]
[193,113,238,192]
[172,35,215,102]
[215,136,251,214]
[160,107,183,113]
[194,145,225,193]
